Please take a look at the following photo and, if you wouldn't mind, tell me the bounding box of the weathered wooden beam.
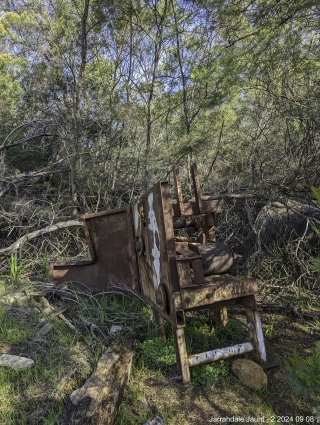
[60,346,132,425]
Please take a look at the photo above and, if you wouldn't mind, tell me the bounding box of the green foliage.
[135,318,243,385]
[43,258,51,282]
[191,360,229,386]
[311,186,320,206]
[285,342,320,399]
[265,316,275,339]
[8,252,28,283]
[134,337,176,372]
[0,307,36,345]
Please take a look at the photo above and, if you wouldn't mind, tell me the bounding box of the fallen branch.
[260,302,320,321]
[0,169,67,198]
[0,133,53,151]
[0,220,82,258]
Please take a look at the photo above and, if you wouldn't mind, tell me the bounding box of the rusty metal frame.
[51,207,139,294]
[51,164,267,384]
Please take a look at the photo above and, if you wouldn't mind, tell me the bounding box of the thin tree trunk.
[71,0,90,217]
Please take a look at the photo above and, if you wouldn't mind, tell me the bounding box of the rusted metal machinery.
[51,164,267,384]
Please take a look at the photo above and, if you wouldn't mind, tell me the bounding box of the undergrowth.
[134,316,244,385]
[0,279,149,424]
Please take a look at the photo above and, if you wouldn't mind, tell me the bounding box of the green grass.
[0,281,152,424]
[0,307,38,345]
[134,316,244,385]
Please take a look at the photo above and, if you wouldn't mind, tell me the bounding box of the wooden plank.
[174,328,190,385]
[60,347,132,425]
[244,307,267,363]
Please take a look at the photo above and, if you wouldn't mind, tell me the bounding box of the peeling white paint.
[188,342,254,367]
[133,204,140,235]
[148,192,161,289]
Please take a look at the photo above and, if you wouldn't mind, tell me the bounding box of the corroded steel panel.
[51,208,139,294]
[132,182,181,326]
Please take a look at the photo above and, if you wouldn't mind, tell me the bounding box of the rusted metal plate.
[51,207,139,294]
[132,182,182,327]
[176,261,193,287]
[191,163,203,214]
[181,275,258,310]
[173,165,184,216]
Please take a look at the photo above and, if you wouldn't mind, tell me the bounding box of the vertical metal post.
[173,165,184,216]
[244,307,267,363]
[174,327,191,384]
[191,163,203,214]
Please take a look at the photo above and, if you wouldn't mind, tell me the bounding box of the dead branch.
[0,170,67,199]
[0,133,53,151]
[0,220,82,258]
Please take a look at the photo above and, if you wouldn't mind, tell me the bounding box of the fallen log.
[59,346,132,425]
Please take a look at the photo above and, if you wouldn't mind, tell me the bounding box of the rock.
[0,354,34,370]
[109,325,123,336]
[254,200,320,245]
[232,359,267,390]
[1,293,29,306]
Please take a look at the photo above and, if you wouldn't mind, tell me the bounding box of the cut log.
[60,346,132,425]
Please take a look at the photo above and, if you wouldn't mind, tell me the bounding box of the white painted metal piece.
[244,307,267,363]
[188,342,254,367]
[147,192,161,289]
[252,311,267,362]
[133,204,140,235]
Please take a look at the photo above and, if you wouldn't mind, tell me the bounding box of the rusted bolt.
[185,297,190,304]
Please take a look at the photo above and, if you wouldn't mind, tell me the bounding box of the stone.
[232,359,267,390]
[0,354,34,370]
[109,325,123,336]
[1,293,29,306]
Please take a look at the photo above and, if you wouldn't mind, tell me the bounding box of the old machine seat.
[51,164,267,384]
